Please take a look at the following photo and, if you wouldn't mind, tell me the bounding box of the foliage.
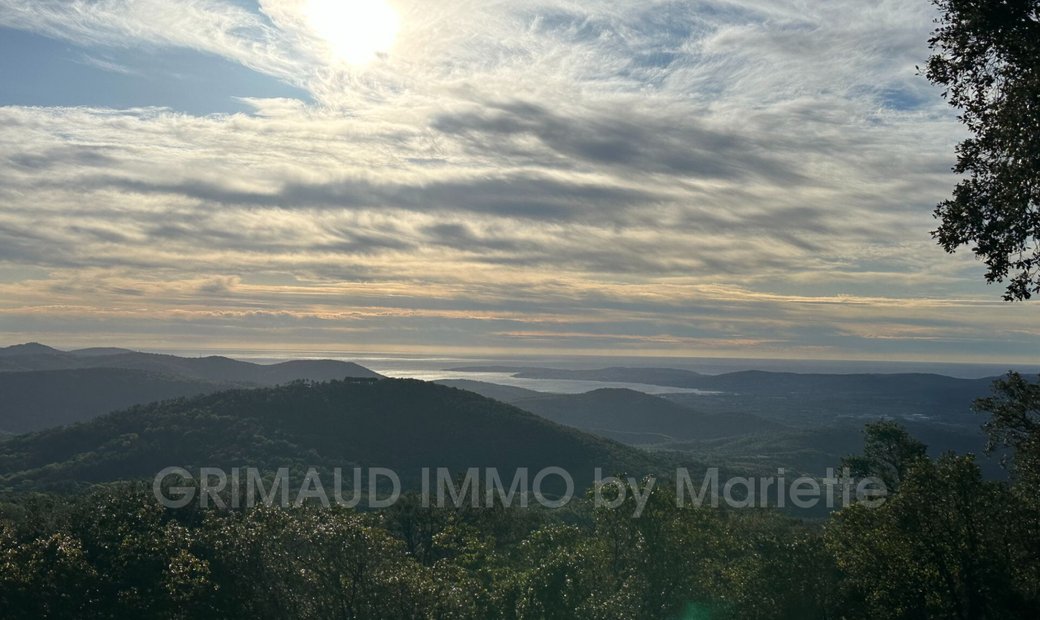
[841,420,928,491]
[2,419,1039,619]
[2,376,1040,618]
[926,0,1040,300]
[0,378,660,494]
[975,372,1040,601]
[828,454,1026,619]
[975,371,1040,479]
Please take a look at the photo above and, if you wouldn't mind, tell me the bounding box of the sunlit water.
[150,349,1035,395]
[364,368,717,395]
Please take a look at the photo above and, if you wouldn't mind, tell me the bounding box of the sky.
[0,0,1036,363]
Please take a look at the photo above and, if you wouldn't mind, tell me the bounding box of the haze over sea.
[130,349,1039,394]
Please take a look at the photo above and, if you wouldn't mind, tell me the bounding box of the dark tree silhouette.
[841,420,928,492]
[926,0,1040,300]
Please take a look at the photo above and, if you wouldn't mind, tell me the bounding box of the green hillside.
[0,379,661,494]
[0,368,231,434]
[447,385,786,442]
[0,343,382,384]
[0,344,385,433]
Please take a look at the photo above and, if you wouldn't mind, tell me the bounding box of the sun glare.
[304,0,400,65]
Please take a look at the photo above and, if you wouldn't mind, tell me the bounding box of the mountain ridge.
[0,378,665,494]
[0,343,384,433]
[0,343,382,383]
[436,380,784,443]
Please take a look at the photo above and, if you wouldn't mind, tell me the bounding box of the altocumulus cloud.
[0,0,1036,361]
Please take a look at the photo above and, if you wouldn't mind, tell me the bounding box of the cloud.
[0,0,305,83]
[0,0,1035,361]
[432,100,804,183]
[75,53,139,75]
[91,171,659,221]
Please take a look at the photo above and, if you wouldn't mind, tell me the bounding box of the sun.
[304,0,400,65]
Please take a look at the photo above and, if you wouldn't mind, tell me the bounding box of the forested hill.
[0,368,228,434]
[447,365,1027,427]
[0,379,661,494]
[0,343,382,383]
[0,343,383,433]
[436,383,785,442]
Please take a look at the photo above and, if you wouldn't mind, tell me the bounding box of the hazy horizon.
[6,341,1035,379]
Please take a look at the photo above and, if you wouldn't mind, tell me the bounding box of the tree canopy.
[927,0,1040,300]
[3,420,1039,619]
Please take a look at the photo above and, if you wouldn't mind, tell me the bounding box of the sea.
[149,349,1039,395]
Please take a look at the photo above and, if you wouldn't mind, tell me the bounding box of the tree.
[828,453,1029,619]
[926,0,1040,300]
[974,372,1040,601]
[841,420,928,491]
[975,371,1040,479]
